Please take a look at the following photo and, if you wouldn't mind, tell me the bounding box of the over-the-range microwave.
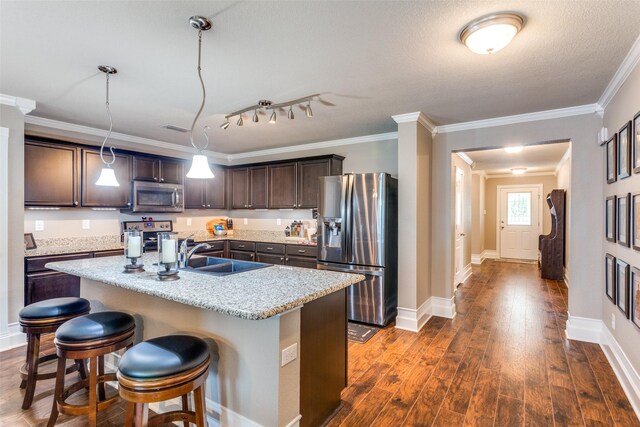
[122,180,184,213]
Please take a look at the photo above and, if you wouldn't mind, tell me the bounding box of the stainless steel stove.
[122,220,173,252]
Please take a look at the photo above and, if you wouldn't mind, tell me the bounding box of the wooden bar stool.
[18,297,91,409]
[117,335,210,427]
[47,311,135,427]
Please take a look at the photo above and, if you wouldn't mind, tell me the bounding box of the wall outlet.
[281,343,298,367]
[186,218,192,226]
[35,220,44,231]
[611,313,616,330]
[243,218,248,225]
[82,220,90,230]
[276,218,282,226]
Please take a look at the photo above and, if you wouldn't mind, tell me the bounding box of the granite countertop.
[46,253,363,320]
[25,230,316,258]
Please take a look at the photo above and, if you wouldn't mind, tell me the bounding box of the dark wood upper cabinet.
[297,159,332,209]
[205,166,226,209]
[230,168,250,209]
[25,140,79,207]
[249,166,268,209]
[269,162,297,208]
[81,149,132,208]
[133,156,183,184]
[183,175,206,209]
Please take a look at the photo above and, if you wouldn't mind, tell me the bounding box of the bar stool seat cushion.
[19,297,90,320]
[56,311,135,342]
[118,335,209,379]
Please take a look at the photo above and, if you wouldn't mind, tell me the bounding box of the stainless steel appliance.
[317,173,398,326]
[122,220,174,251]
[123,181,184,213]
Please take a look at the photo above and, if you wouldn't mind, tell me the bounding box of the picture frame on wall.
[633,193,640,250]
[607,134,617,183]
[618,121,632,180]
[630,267,640,329]
[617,193,630,247]
[633,111,640,173]
[616,259,630,317]
[606,195,617,242]
[606,253,616,303]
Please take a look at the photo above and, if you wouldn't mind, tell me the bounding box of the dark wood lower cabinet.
[229,250,255,261]
[286,256,317,269]
[24,271,80,306]
[256,253,286,265]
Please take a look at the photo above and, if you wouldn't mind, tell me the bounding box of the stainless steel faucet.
[178,235,211,268]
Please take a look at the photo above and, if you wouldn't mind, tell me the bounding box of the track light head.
[287,106,294,120]
[252,110,259,123]
[237,116,243,126]
[269,111,277,124]
[305,102,313,118]
[220,120,230,130]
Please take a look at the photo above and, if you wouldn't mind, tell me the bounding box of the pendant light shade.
[96,65,120,187]
[269,111,277,124]
[186,154,215,179]
[96,167,120,186]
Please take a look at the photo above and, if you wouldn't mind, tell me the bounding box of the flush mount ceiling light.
[511,167,527,175]
[459,13,524,55]
[95,65,120,187]
[186,15,215,179]
[504,146,523,154]
[221,95,319,129]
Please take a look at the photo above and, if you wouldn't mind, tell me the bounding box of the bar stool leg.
[98,355,106,401]
[19,334,31,390]
[21,333,40,409]
[76,358,88,380]
[88,356,98,426]
[47,356,66,427]
[194,385,207,427]
[134,402,148,426]
[181,395,190,427]
[124,401,135,426]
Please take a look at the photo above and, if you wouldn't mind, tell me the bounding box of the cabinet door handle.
[202,204,205,208]
[266,247,273,250]
[74,201,78,206]
[160,178,165,182]
[207,204,211,208]
[251,253,255,259]
[280,257,284,262]
[154,177,158,181]
[238,244,245,248]
[298,249,306,253]
[248,204,252,208]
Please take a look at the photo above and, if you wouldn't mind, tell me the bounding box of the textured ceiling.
[463,142,570,175]
[1,1,639,154]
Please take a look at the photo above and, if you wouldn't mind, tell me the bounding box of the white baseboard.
[396,296,456,332]
[206,397,273,427]
[564,267,569,288]
[600,325,640,419]
[565,313,602,343]
[0,322,25,351]
[471,253,483,265]
[483,249,498,259]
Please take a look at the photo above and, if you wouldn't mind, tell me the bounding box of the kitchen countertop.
[46,253,362,320]
[25,230,315,257]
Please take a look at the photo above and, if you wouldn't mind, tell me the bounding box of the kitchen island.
[47,253,363,427]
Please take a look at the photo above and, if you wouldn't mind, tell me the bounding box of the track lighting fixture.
[185,15,215,179]
[220,94,319,129]
[95,65,120,187]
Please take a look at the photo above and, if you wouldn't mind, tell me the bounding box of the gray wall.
[602,61,640,371]
[2,105,25,323]
[432,114,602,324]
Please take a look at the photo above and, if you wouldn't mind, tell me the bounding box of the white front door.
[499,186,541,260]
[454,168,465,285]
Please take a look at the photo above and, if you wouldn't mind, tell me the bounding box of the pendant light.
[186,15,215,179]
[95,65,120,187]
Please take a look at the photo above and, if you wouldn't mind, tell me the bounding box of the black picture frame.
[633,111,640,174]
[606,195,617,242]
[606,254,616,303]
[607,135,617,183]
[619,121,632,180]
[630,267,640,329]
[633,193,640,251]
[616,259,630,317]
[617,193,630,247]
[24,233,37,250]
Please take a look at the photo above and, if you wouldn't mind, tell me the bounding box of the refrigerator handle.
[344,175,354,263]
[340,176,349,263]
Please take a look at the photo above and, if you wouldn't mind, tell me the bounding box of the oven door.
[131,181,184,212]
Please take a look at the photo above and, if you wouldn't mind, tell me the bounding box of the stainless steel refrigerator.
[317,173,398,326]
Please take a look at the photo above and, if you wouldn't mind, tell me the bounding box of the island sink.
[184,256,270,275]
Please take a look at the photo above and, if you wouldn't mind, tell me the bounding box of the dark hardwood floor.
[326,260,640,427]
[1,260,637,426]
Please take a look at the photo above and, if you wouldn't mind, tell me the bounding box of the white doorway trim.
[454,167,466,290]
[0,128,9,338]
[496,184,543,260]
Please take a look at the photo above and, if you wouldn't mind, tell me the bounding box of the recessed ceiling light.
[511,167,527,175]
[459,13,524,55]
[504,146,523,154]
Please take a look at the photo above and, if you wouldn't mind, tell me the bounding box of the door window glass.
[507,192,531,225]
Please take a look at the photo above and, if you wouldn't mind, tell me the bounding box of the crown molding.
[0,94,36,115]
[24,115,228,160]
[436,103,601,134]
[227,131,397,162]
[455,152,474,166]
[598,33,640,111]
[392,112,437,133]
[555,147,571,176]
[485,171,556,179]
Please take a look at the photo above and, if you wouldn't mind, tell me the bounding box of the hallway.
[326,261,640,426]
